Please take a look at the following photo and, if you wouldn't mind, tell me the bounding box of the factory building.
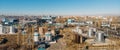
[0,25,16,34]
[67,19,74,24]
[0,18,18,34]
[101,21,110,28]
[86,21,93,25]
[2,17,19,25]
[40,16,55,24]
[94,31,105,43]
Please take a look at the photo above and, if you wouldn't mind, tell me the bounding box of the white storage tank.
[0,24,3,34]
[88,28,94,37]
[9,26,15,34]
[2,26,6,33]
[94,31,105,43]
[2,26,9,34]
[45,31,52,41]
[34,32,39,42]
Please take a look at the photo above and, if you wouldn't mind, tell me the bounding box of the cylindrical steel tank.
[2,26,9,34]
[88,28,94,37]
[34,32,39,42]
[0,24,3,34]
[9,26,15,34]
[45,31,52,41]
[2,26,6,33]
[94,31,105,43]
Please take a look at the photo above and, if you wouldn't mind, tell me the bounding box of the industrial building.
[0,16,120,50]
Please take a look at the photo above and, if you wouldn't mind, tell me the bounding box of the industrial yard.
[0,16,120,50]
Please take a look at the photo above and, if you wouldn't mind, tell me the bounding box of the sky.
[0,0,120,16]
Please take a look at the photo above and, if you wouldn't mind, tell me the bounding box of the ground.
[47,38,66,50]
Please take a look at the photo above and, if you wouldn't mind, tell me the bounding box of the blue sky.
[0,0,120,16]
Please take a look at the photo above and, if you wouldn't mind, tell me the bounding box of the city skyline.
[0,0,120,16]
